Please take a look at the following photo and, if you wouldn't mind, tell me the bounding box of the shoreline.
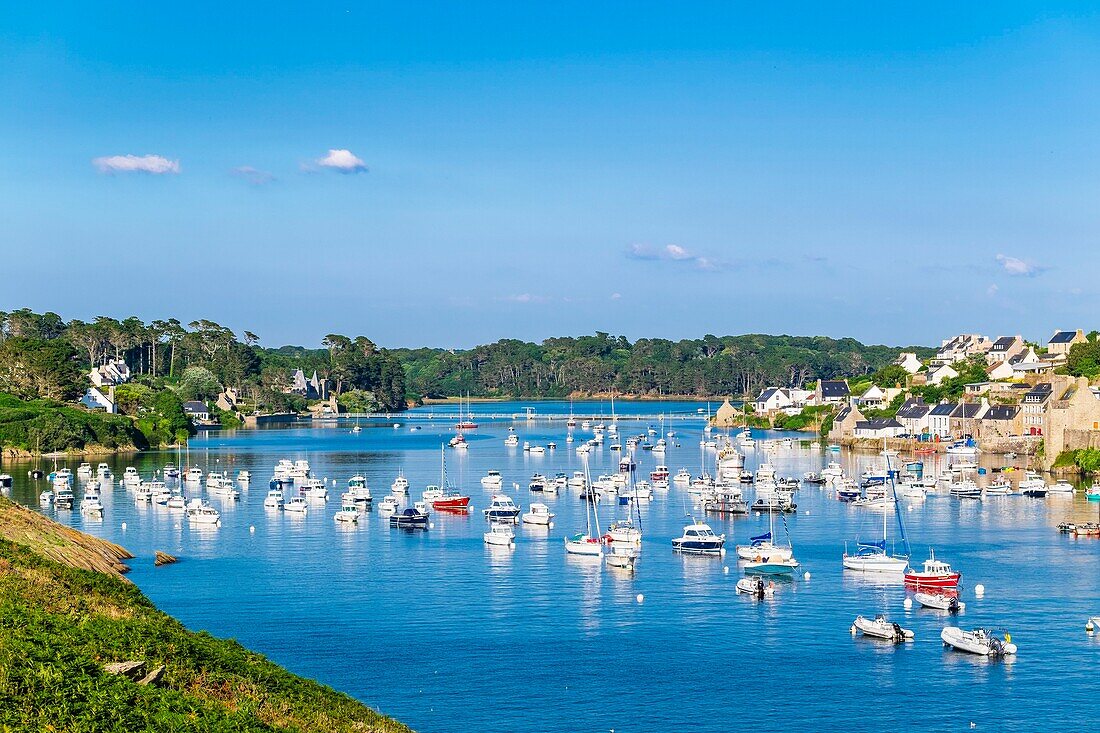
[420,394,742,404]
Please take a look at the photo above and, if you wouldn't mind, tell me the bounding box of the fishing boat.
[391,472,410,495]
[390,506,429,530]
[483,494,520,522]
[914,591,965,613]
[672,519,725,555]
[904,548,961,589]
[521,502,554,525]
[851,615,914,642]
[346,475,372,505]
[565,456,603,556]
[53,486,74,509]
[703,488,749,516]
[736,576,775,598]
[940,627,1016,656]
[650,465,670,481]
[483,523,516,546]
[79,487,104,516]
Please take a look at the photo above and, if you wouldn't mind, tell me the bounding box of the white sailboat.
[565,455,603,557]
[843,453,908,573]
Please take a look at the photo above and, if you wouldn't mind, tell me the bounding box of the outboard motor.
[755,578,765,599]
[989,636,1004,657]
[948,597,960,614]
[892,623,904,642]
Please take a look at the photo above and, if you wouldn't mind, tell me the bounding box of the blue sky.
[2,3,1098,349]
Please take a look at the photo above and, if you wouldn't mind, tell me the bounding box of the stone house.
[896,398,931,436]
[1043,376,1100,466]
[1047,330,1087,356]
[975,404,1022,440]
[828,403,865,442]
[986,335,1026,365]
[1020,383,1052,435]
[854,418,905,439]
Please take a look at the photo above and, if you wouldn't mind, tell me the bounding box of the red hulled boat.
[904,549,961,589]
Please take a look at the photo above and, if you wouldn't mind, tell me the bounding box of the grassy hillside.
[0,392,147,454]
[0,498,411,732]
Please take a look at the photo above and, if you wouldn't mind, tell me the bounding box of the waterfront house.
[928,363,959,385]
[976,404,1022,440]
[89,358,131,388]
[815,380,851,406]
[828,403,865,442]
[1043,376,1100,467]
[985,360,1015,381]
[931,334,992,367]
[183,401,211,422]
[287,369,328,400]
[896,397,931,436]
[894,352,923,374]
[1047,329,1087,356]
[754,388,792,414]
[79,386,116,414]
[950,403,984,437]
[712,398,741,427]
[854,418,905,439]
[986,335,1026,365]
[1021,383,1052,435]
[216,387,239,413]
[928,402,958,438]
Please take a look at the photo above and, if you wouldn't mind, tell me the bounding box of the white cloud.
[498,293,550,304]
[664,244,692,261]
[93,154,180,174]
[626,242,729,271]
[231,166,275,185]
[610,292,622,300]
[996,253,1044,277]
[986,283,999,296]
[317,149,367,173]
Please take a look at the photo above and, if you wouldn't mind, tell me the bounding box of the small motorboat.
[79,489,104,516]
[904,549,961,589]
[1086,483,1100,500]
[672,521,725,556]
[39,489,54,507]
[521,503,554,526]
[186,500,221,525]
[390,506,429,530]
[378,496,400,514]
[334,504,359,524]
[346,475,372,505]
[744,556,800,575]
[605,543,637,571]
[604,519,642,545]
[735,576,775,598]
[237,470,252,484]
[480,470,504,489]
[483,495,520,522]
[852,614,914,642]
[284,497,309,514]
[391,472,410,495]
[673,468,692,485]
[984,478,1013,496]
[528,474,547,491]
[914,591,965,613]
[264,488,284,509]
[941,627,1016,656]
[483,523,515,546]
[1049,479,1075,494]
[53,486,74,509]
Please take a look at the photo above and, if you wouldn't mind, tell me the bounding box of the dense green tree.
[0,338,83,400]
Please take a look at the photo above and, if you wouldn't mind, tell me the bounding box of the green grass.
[0,501,411,732]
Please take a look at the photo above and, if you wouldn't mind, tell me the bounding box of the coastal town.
[735,330,1100,471]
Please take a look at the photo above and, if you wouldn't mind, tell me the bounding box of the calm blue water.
[4,400,1099,732]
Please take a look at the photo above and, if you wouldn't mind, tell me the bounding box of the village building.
[1043,376,1100,466]
[89,358,132,388]
[79,386,117,414]
[854,418,905,439]
[985,360,1015,381]
[1046,329,1087,356]
[216,387,240,413]
[985,335,1026,365]
[931,334,992,367]
[815,380,851,406]
[928,363,958,385]
[1021,383,1052,435]
[949,403,983,437]
[928,402,958,438]
[182,400,211,422]
[712,398,741,428]
[896,397,931,436]
[975,404,1022,440]
[286,369,328,400]
[827,403,865,442]
[893,352,923,374]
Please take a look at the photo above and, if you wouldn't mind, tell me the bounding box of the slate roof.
[990,336,1018,351]
[983,405,1020,421]
[819,380,850,398]
[855,419,903,430]
[929,403,958,417]
[952,404,983,419]
[896,399,930,420]
[1023,383,1053,402]
[1049,331,1079,344]
[182,401,208,414]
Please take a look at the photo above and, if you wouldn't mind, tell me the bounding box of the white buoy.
[1086,618,1095,634]
[121,522,127,530]
[804,509,810,515]
[908,505,913,512]
[723,566,729,574]
[430,522,435,529]
[975,584,985,597]
[636,594,644,604]
[904,597,913,610]
[249,525,255,533]
[803,571,811,580]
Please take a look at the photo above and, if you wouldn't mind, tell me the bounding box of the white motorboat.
[940,627,1016,656]
[852,614,914,642]
[79,488,104,515]
[484,523,516,547]
[391,472,409,495]
[605,543,637,570]
[122,467,141,486]
[1019,472,1049,497]
[96,463,112,478]
[187,501,221,525]
[237,470,252,484]
[504,433,520,447]
[378,495,400,513]
[913,591,965,612]
[301,478,328,501]
[673,468,692,485]
[483,494,520,522]
[53,486,74,509]
[984,478,1013,496]
[285,497,309,514]
[1048,479,1075,494]
[604,518,642,545]
[185,467,203,484]
[346,475,373,505]
[134,482,153,503]
[521,503,554,526]
[39,489,53,507]
[949,479,982,499]
[206,472,240,499]
[672,520,725,555]
[77,462,93,478]
[334,504,359,524]
[263,488,285,510]
[736,577,775,598]
[480,470,504,489]
[166,491,187,510]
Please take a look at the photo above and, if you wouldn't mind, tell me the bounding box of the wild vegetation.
[394,333,932,400]
[0,393,146,454]
[0,497,411,732]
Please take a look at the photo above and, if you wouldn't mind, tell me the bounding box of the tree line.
[393,332,934,400]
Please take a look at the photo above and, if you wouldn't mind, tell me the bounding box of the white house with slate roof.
[928,363,959,385]
[932,334,992,367]
[894,352,923,374]
[928,402,958,438]
[896,398,931,436]
[815,380,850,406]
[854,418,905,439]
[986,335,1026,365]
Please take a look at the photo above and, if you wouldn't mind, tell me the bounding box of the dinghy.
[941,627,1016,656]
[735,577,774,598]
[851,614,914,642]
[913,591,965,613]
